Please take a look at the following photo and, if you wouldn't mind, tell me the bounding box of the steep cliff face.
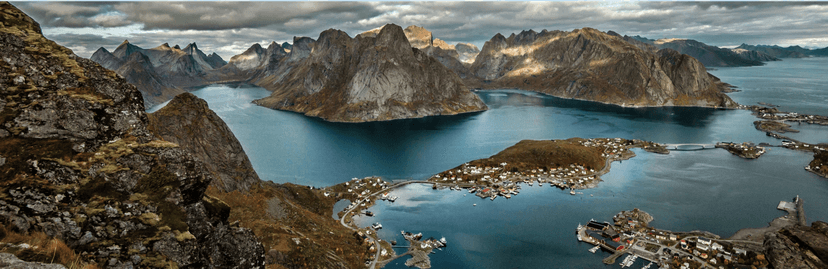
[253,24,487,122]
[730,48,780,62]
[147,93,260,193]
[247,37,315,89]
[653,38,765,67]
[764,221,828,269]
[468,28,737,108]
[0,3,264,267]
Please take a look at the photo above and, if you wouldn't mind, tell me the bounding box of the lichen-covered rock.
[253,24,487,122]
[147,93,260,192]
[0,252,66,269]
[0,2,264,267]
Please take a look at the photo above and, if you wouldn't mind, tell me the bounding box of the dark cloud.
[14,2,828,59]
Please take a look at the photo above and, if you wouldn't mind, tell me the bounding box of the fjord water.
[148,57,828,268]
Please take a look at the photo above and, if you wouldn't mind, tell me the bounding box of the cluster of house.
[716,142,766,158]
[579,138,634,158]
[344,176,389,198]
[676,237,746,266]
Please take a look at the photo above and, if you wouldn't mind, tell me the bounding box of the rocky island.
[428,138,665,198]
[252,24,487,122]
[467,28,738,108]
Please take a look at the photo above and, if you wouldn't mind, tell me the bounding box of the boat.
[388,196,397,202]
[372,223,382,230]
[589,246,599,253]
[577,233,582,241]
[570,190,576,195]
[505,194,511,199]
[642,262,652,269]
[490,195,497,201]
[440,237,447,245]
[473,204,476,206]
[365,211,374,216]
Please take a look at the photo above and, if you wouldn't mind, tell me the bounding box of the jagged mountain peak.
[173,44,181,49]
[403,24,433,49]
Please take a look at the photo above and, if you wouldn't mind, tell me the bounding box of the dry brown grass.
[472,138,605,172]
[0,225,100,269]
[206,183,371,268]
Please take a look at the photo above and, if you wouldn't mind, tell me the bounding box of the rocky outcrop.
[0,2,264,267]
[468,28,737,108]
[147,93,260,193]
[730,48,780,62]
[764,221,828,269]
[0,253,66,269]
[653,38,765,67]
[402,25,433,49]
[253,24,487,122]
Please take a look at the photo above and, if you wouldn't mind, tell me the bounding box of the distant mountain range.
[96,24,828,120]
[91,40,227,106]
[735,43,828,58]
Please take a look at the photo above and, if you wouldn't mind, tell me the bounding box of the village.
[714,142,766,159]
[426,138,665,201]
[576,197,807,269]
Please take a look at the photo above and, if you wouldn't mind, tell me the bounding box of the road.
[339,180,431,269]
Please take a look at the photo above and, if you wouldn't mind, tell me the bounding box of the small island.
[715,142,766,159]
[428,138,665,199]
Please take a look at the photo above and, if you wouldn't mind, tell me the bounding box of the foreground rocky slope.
[469,28,737,108]
[253,24,487,122]
[147,93,260,193]
[0,2,264,267]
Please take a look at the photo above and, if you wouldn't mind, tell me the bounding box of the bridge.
[662,144,717,151]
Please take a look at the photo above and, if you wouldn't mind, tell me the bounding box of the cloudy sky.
[14,1,828,60]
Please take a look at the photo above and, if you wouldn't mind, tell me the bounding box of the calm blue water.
[709,57,828,116]
[147,58,828,268]
[151,86,780,187]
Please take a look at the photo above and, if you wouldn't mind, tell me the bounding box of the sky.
[14,1,828,60]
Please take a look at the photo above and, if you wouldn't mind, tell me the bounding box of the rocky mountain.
[399,25,474,78]
[455,43,480,64]
[147,93,260,193]
[253,24,487,122]
[653,38,766,67]
[0,2,265,268]
[730,48,780,62]
[90,41,227,107]
[468,28,737,108]
[764,221,828,269]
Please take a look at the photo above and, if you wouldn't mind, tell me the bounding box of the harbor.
[577,197,807,268]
